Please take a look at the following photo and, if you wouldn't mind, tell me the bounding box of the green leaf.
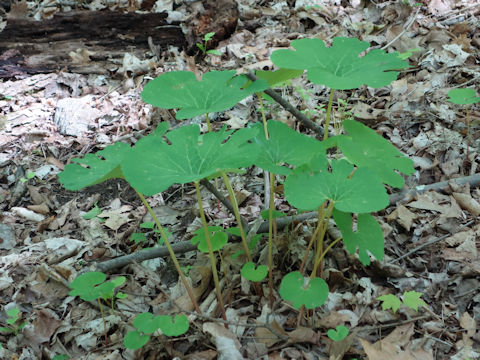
[377,294,402,313]
[279,271,329,309]
[284,158,389,213]
[271,37,409,90]
[52,355,70,360]
[131,232,147,243]
[255,68,304,87]
[260,209,286,220]
[123,124,259,195]
[337,120,414,188]
[0,327,13,333]
[141,70,266,119]
[327,325,349,341]
[133,312,161,334]
[253,120,325,175]
[140,222,155,229]
[241,262,268,282]
[333,210,384,265]
[206,50,222,56]
[124,330,150,350]
[82,202,101,220]
[190,226,228,253]
[402,291,427,311]
[58,142,131,191]
[69,272,107,301]
[448,88,480,105]
[6,308,19,319]
[157,314,189,336]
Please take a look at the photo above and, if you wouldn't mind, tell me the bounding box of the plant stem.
[205,113,213,132]
[136,191,202,314]
[221,172,252,262]
[323,89,334,140]
[267,172,275,308]
[258,94,269,139]
[309,237,342,282]
[97,299,108,346]
[194,181,228,325]
[310,202,334,279]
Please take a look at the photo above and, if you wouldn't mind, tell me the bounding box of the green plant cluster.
[59,36,422,351]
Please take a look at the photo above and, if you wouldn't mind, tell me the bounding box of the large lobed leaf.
[271,37,409,90]
[252,120,325,175]
[122,123,259,196]
[337,120,414,188]
[142,70,267,119]
[284,157,389,213]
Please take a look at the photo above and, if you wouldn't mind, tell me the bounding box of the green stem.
[98,298,108,346]
[323,89,334,141]
[136,191,202,314]
[310,202,335,280]
[221,172,252,262]
[258,93,269,140]
[309,237,342,282]
[298,206,324,274]
[267,172,275,308]
[194,181,227,324]
[205,113,212,132]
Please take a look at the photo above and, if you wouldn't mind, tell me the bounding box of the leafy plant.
[82,202,102,220]
[0,308,27,335]
[196,32,222,56]
[19,171,36,183]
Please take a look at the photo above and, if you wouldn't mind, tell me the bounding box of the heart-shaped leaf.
[271,37,409,90]
[142,70,267,119]
[336,120,414,188]
[133,312,162,334]
[447,88,480,105]
[122,123,259,196]
[284,158,389,213]
[58,142,132,191]
[252,120,325,175]
[157,314,189,336]
[190,226,228,253]
[241,262,268,282]
[327,325,349,341]
[69,272,108,301]
[123,330,150,350]
[279,271,329,309]
[333,210,384,265]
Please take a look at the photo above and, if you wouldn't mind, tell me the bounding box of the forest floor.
[1,0,480,359]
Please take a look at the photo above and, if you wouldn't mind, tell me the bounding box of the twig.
[379,7,420,51]
[245,72,325,137]
[388,219,475,264]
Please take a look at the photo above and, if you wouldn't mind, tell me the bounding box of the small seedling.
[327,325,349,341]
[196,32,222,56]
[0,308,27,335]
[19,171,36,183]
[82,202,102,220]
[124,312,189,350]
[377,291,427,313]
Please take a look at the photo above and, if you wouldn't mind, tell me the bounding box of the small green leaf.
[285,158,389,213]
[448,88,480,105]
[131,232,147,243]
[241,262,268,282]
[333,210,384,266]
[203,32,216,41]
[52,355,70,360]
[140,222,155,229]
[279,271,329,309]
[157,314,189,336]
[402,291,427,311]
[206,49,222,56]
[82,202,102,220]
[124,330,150,350]
[336,120,414,188]
[253,120,325,175]
[0,326,13,333]
[58,142,131,191]
[271,37,409,90]
[260,209,286,220]
[377,294,402,313]
[190,226,228,253]
[133,312,161,334]
[141,70,267,119]
[6,308,19,319]
[327,325,349,341]
[69,272,107,301]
